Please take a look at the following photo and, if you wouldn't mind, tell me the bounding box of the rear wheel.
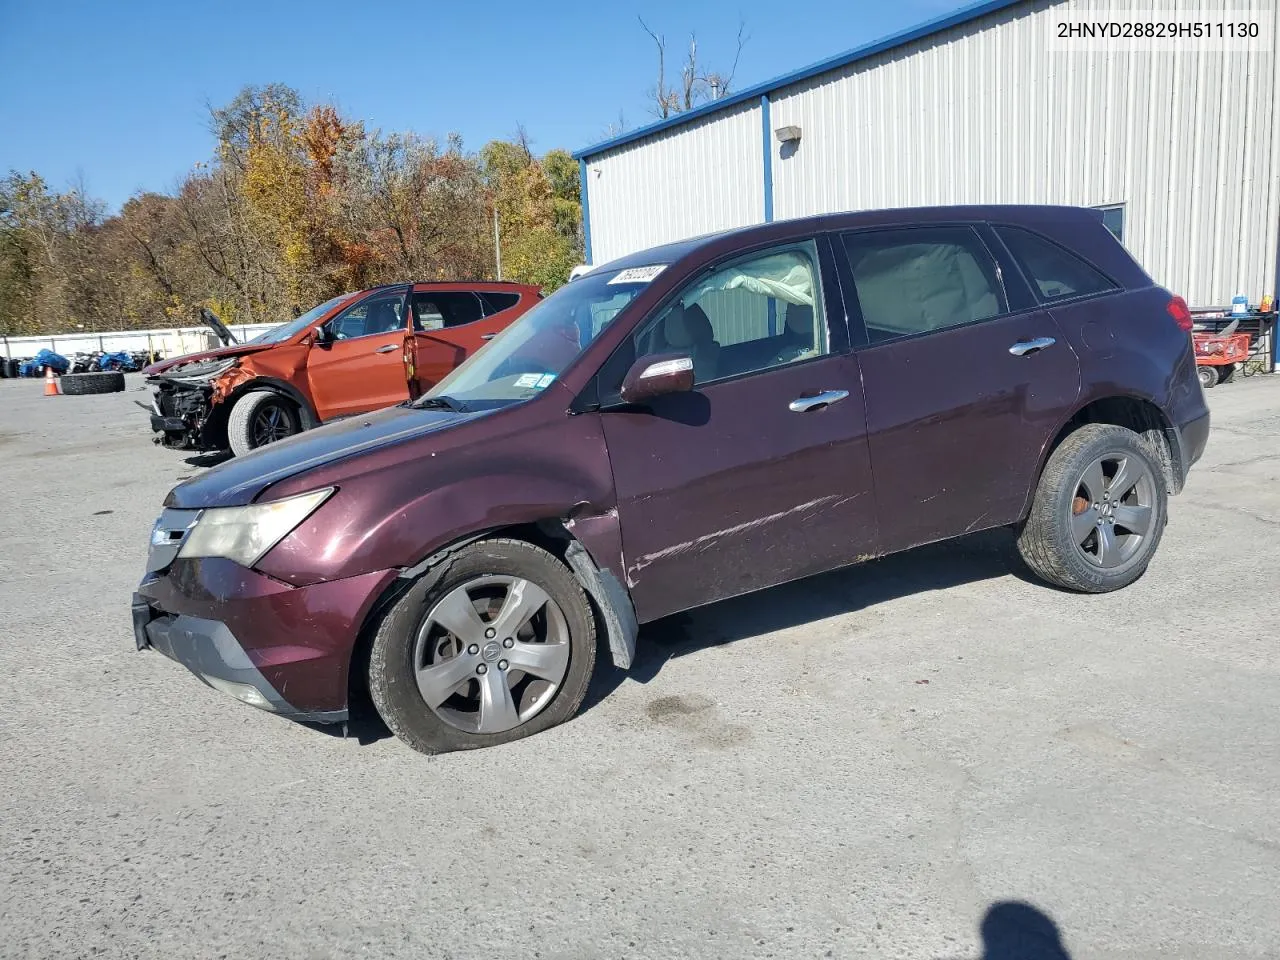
[1017,424,1167,593]
[368,539,596,754]
[1197,366,1218,389]
[227,390,300,456]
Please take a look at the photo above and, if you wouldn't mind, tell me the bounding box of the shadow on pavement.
[183,450,233,468]
[978,901,1073,959]
[582,526,1029,712]
[318,527,1034,745]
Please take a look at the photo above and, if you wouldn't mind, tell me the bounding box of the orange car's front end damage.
[146,352,311,450]
[146,357,244,450]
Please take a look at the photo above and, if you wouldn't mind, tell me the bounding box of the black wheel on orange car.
[1197,366,1218,389]
[368,539,597,755]
[1017,424,1167,594]
[60,371,126,395]
[227,390,300,457]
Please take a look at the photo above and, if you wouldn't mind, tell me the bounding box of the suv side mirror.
[312,325,333,347]
[620,352,695,404]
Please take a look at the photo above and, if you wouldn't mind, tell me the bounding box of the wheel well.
[225,379,317,429]
[1042,396,1182,497]
[344,522,581,709]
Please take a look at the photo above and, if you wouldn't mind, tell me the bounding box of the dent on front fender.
[256,404,620,582]
[254,404,637,664]
[210,366,254,407]
[562,511,638,670]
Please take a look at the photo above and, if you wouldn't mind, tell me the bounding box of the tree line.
[0,84,583,337]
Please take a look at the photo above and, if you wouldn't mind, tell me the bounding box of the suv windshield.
[247,294,354,345]
[421,267,662,409]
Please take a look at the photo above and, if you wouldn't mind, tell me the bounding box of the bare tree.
[601,110,627,138]
[638,17,749,119]
[513,124,535,162]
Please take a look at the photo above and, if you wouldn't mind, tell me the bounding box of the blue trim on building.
[579,158,592,264]
[760,95,774,223]
[573,0,1027,161]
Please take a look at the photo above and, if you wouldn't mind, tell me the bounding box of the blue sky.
[0,0,965,211]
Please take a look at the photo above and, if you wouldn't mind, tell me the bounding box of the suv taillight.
[1167,295,1194,332]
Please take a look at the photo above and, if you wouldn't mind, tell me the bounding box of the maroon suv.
[133,206,1210,754]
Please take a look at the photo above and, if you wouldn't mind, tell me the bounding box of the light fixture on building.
[774,125,802,144]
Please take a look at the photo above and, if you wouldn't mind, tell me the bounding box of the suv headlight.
[178,488,333,567]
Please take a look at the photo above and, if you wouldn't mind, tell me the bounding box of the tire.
[60,371,126,395]
[368,539,597,755]
[1217,363,1236,385]
[1197,366,1218,389]
[227,390,300,457]
[1017,424,1168,593]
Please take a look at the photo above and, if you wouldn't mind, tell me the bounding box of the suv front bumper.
[134,558,399,725]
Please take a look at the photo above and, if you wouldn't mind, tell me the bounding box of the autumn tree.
[0,83,584,336]
[482,137,582,289]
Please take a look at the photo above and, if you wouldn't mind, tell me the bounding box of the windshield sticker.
[514,373,544,389]
[535,373,556,389]
[609,265,666,285]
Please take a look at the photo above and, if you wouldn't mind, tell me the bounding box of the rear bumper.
[134,559,399,724]
[1176,409,1211,479]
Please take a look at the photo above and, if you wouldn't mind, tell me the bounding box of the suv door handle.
[374,344,399,354]
[1009,337,1056,356]
[789,390,850,413]
[480,333,497,340]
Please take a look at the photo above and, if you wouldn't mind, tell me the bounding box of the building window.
[1094,204,1124,243]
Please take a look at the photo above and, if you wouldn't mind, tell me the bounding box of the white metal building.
[575,0,1280,308]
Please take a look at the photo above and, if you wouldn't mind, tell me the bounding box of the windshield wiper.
[413,394,469,412]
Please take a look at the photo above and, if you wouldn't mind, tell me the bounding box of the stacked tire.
[60,371,126,395]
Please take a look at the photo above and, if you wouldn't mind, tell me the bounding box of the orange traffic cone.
[44,367,60,396]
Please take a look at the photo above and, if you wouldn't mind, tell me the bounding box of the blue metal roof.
[573,0,1029,161]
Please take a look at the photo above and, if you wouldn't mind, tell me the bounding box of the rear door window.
[841,227,1007,343]
[995,226,1118,302]
[413,292,486,330]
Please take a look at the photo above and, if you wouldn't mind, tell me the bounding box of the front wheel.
[226,390,300,456]
[1017,424,1167,593]
[1197,366,1218,389]
[368,539,597,754]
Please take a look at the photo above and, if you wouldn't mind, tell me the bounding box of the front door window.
[628,241,829,386]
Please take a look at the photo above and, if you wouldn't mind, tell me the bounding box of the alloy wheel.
[1069,453,1157,569]
[251,403,293,446]
[413,575,571,734]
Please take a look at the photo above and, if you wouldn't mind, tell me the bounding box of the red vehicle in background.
[143,282,540,455]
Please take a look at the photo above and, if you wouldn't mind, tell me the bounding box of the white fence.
[1,323,277,360]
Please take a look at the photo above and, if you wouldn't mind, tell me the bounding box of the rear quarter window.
[480,291,521,315]
[995,226,1118,302]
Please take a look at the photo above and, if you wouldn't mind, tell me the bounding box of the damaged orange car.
[143,282,540,455]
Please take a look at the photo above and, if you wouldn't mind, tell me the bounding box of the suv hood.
[200,307,238,346]
[164,403,478,509]
[143,343,273,377]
